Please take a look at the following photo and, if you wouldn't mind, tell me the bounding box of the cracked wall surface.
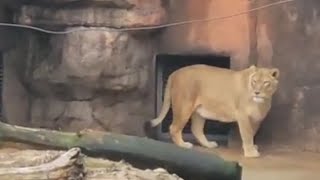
[1,0,166,136]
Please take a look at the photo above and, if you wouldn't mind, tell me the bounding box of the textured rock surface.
[0,4,16,51]
[17,0,167,28]
[26,30,153,94]
[91,94,153,134]
[2,35,30,126]
[23,30,156,134]
[18,0,135,8]
[2,0,163,135]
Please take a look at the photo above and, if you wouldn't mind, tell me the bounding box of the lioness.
[147,64,279,158]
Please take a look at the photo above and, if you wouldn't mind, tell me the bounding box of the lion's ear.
[248,65,257,72]
[270,68,280,79]
[249,65,256,69]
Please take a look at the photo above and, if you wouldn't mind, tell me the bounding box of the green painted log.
[0,121,242,180]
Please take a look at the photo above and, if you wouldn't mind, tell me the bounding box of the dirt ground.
[1,142,320,180]
[197,145,320,180]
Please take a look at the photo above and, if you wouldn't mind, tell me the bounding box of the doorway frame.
[152,53,234,146]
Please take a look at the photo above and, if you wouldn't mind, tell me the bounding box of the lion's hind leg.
[191,113,218,148]
[169,105,194,149]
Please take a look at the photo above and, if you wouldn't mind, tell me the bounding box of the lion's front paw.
[204,141,218,148]
[244,146,260,158]
[181,142,194,149]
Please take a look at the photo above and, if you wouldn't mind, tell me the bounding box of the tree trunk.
[0,147,84,180]
[0,121,242,180]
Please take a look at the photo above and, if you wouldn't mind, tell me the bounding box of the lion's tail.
[150,76,172,127]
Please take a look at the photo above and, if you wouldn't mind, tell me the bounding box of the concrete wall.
[159,0,320,152]
[159,0,253,70]
[253,0,320,152]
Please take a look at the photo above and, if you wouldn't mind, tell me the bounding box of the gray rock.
[59,101,93,130]
[91,95,153,135]
[30,98,67,128]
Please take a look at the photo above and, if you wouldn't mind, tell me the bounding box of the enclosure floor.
[1,142,320,180]
[196,145,320,180]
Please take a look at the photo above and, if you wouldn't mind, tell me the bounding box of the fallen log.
[0,121,242,180]
[0,147,84,180]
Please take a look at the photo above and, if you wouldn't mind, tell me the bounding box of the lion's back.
[170,64,238,91]
[174,64,233,74]
[169,64,242,104]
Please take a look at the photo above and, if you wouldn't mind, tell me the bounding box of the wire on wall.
[0,0,296,35]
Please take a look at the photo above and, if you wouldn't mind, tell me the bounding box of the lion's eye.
[263,81,270,87]
[252,80,257,85]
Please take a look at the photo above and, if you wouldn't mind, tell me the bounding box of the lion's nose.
[255,91,260,95]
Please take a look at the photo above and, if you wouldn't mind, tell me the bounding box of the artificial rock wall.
[2,0,167,136]
[2,0,320,153]
[253,0,320,152]
[159,0,320,152]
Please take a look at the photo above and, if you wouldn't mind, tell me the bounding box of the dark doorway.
[154,54,233,145]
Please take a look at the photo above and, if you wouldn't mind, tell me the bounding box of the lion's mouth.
[253,96,265,103]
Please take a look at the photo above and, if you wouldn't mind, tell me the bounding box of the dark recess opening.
[154,54,233,145]
[0,54,3,121]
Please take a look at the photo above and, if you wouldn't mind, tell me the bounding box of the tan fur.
[149,64,280,158]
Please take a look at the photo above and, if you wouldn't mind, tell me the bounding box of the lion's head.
[247,65,280,103]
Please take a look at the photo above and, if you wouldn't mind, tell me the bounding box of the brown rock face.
[17,0,166,28]
[2,0,165,135]
[27,30,153,95]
